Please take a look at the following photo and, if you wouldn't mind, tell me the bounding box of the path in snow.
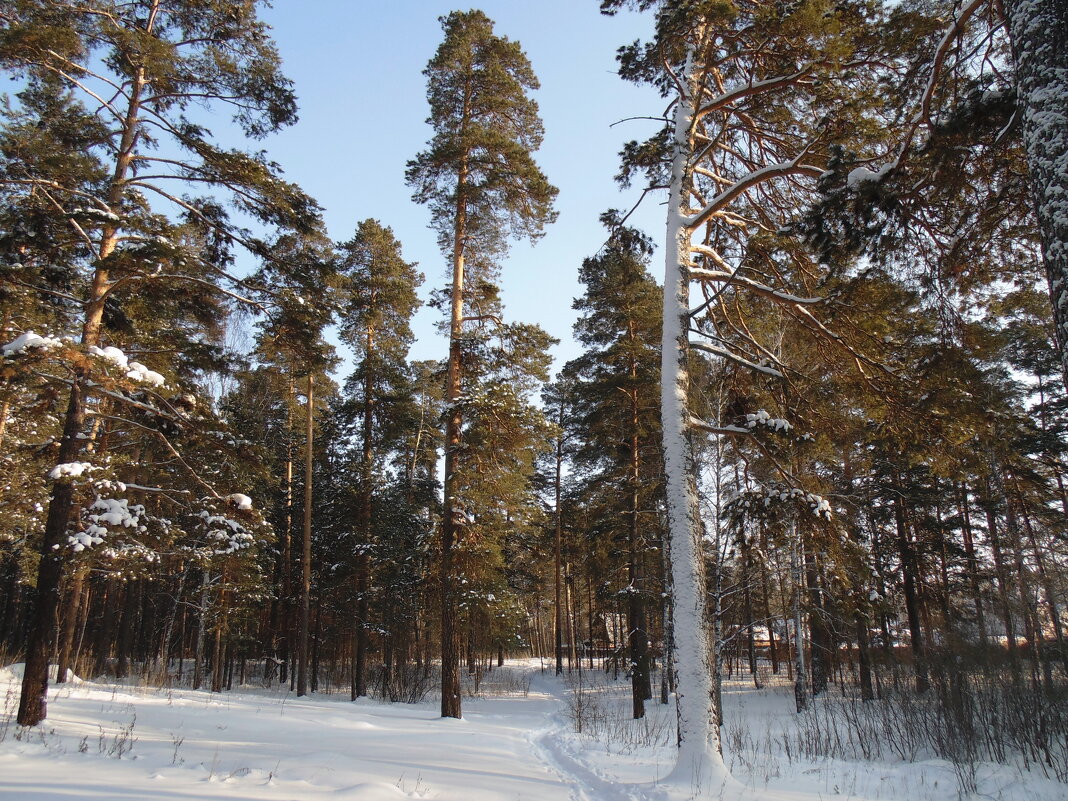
[0,660,640,801]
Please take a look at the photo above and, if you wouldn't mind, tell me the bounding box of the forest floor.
[0,659,1064,801]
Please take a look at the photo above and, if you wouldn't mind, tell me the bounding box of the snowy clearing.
[0,660,1064,801]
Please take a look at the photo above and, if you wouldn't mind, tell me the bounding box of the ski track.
[525,671,633,801]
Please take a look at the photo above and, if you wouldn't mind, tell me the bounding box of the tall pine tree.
[406,9,557,719]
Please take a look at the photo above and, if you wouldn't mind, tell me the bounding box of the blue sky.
[256,1,668,374]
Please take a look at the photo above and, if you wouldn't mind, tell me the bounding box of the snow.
[48,462,94,480]
[89,345,166,387]
[745,409,793,432]
[1,661,1063,801]
[1,331,64,356]
[68,497,148,551]
[126,361,166,387]
[225,493,253,510]
[846,163,891,188]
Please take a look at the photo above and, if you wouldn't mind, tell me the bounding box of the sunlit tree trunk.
[659,29,729,788]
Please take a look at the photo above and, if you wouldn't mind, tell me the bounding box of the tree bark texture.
[1004,0,1068,388]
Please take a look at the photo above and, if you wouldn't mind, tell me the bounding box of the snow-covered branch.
[688,340,784,377]
[684,158,824,231]
[686,265,822,305]
[687,416,752,436]
[695,67,813,121]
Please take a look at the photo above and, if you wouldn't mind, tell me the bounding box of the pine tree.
[406,9,557,718]
[604,0,892,783]
[336,219,422,698]
[565,217,663,718]
[0,0,325,725]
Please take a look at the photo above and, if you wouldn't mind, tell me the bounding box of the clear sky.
[255,1,668,375]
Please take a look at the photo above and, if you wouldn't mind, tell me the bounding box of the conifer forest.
[1,2,1067,800]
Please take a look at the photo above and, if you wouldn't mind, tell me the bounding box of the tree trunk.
[297,373,314,697]
[193,570,210,691]
[159,564,189,677]
[805,546,831,696]
[893,489,929,693]
[792,525,808,712]
[17,57,149,727]
[280,379,295,686]
[55,568,86,685]
[440,144,470,719]
[659,27,728,786]
[957,483,987,642]
[1003,0,1068,388]
[628,383,651,717]
[740,535,761,689]
[353,315,377,700]
[554,416,564,676]
[115,580,141,679]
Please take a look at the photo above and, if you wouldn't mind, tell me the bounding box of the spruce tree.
[406,9,557,719]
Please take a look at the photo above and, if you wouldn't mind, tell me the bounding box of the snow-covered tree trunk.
[1004,0,1068,388]
[659,34,730,791]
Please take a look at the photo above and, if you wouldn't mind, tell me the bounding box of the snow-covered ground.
[0,660,1064,801]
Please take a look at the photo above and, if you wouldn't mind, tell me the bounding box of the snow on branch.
[70,496,148,553]
[686,264,822,305]
[89,345,166,387]
[728,486,834,520]
[2,331,67,357]
[744,409,793,433]
[695,67,813,120]
[685,157,824,231]
[687,416,752,436]
[689,340,784,377]
[49,462,95,481]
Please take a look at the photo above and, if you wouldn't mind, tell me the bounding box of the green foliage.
[406,9,558,281]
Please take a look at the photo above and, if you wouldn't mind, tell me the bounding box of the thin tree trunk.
[278,379,294,687]
[211,585,226,694]
[984,495,1020,673]
[957,483,987,642]
[740,536,761,689]
[792,524,808,712]
[115,580,140,680]
[554,415,564,676]
[297,373,314,697]
[805,546,831,696]
[628,380,651,717]
[311,599,321,693]
[893,488,929,693]
[440,138,471,719]
[193,570,210,691]
[159,564,189,676]
[55,568,85,685]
